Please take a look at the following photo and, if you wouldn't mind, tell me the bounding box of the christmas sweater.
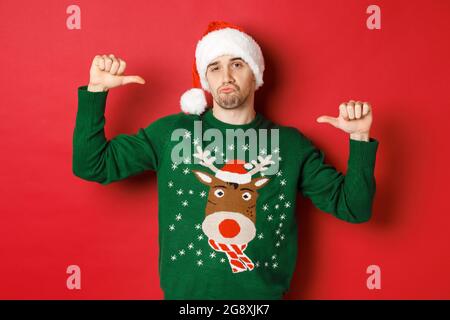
[73,85,379,300]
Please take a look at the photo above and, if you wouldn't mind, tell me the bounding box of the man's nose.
[221,67,234,84]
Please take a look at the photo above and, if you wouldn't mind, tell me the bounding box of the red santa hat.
[215,159,254,184]
[180,21,265,115]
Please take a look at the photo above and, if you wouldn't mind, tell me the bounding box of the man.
[73,21,379,299]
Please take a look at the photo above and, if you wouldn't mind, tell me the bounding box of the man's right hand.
[87,54,146,92]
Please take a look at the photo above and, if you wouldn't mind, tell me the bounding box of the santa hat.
[215,159,254,184]
[180,21,265,115]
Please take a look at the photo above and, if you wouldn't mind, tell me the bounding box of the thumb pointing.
[316,115,339,128]
[122,75,146,86]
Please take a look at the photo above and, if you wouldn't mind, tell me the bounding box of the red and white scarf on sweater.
[208,239,255,273]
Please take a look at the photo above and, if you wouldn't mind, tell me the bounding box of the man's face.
[205,55,256,109]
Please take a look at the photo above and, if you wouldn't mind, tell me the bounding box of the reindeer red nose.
[219,219,241,238]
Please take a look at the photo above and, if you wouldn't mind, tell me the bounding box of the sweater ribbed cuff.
[348,137,379,169]
[77,85,109,122]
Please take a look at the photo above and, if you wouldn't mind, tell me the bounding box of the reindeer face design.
[193,168,269,245]
[191,146,275,273]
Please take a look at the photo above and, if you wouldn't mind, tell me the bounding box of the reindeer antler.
[246,155,275,176]
[193,146,219,173]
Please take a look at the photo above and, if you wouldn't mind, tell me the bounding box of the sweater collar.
[203,108,263,130]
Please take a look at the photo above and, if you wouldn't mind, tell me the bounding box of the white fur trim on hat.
[215,170,252,184]
[180,88,207,115]
[195,28,265,92]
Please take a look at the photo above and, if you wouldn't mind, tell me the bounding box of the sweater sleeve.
[297,132,379,223]
[72,85,178,185]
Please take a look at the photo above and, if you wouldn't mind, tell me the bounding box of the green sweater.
[73,85,379,300]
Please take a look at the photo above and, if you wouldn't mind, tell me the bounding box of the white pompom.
[180,88,207,115]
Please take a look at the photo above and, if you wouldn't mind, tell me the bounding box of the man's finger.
[347,102,355,119]
[103,55,113,72]
[95,55,105,70]
[339,103,349,120]
[355,102,362,118]
[363,102,371,116]
[117,59,126,75]
[316,115,339,128]
[121,75,146,85]
[110,57,120,75]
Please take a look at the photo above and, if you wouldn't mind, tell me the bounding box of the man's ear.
[252,176,270,189]
[192,170,214,186]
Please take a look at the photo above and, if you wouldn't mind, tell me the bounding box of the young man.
[73,21,379,300]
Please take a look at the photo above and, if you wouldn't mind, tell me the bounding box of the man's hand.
[87,54,146,92]
[316,100,373,142]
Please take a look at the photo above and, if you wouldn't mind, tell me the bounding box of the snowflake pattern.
[165,143,289,272]
[183,130,191,139]
[193,138,200,146]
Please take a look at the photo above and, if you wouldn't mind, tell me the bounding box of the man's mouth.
[220,87,236,93]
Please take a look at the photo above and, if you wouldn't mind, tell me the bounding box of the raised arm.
[298,100,379,223]
[72,54,173,185]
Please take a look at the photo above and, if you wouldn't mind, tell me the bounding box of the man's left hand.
[316,100,373,142]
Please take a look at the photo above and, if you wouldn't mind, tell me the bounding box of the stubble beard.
[214,89,249,110]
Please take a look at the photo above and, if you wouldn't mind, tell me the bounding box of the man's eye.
[233,63,242,68]
[210,67,219,72]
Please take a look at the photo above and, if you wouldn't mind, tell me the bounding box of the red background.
[1,0,449,299]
